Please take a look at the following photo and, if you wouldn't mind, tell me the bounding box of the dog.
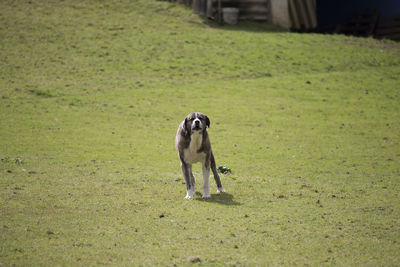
[175,112,225,199]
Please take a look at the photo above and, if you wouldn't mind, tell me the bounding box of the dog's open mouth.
[192,126,201,131]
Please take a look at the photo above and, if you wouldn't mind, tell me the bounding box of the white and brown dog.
[175,112,225,199]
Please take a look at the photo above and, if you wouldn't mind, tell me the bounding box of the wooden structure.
[178,0,269,21]
[288,0,317,31]
[176,0,319,31]
[174,0,400,41]
[222,0,269,21]
[336,10,379,37]
[375,15,400,41]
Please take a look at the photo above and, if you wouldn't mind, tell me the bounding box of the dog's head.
[183,112,210,135]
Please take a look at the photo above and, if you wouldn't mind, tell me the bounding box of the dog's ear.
[205,115,210,128]
[181,118,189,136]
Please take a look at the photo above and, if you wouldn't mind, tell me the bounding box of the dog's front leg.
[202,163,211,198]
[181,162,195,199]
[188,164,195,194]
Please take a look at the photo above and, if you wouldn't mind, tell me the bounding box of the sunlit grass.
[1,0,399,265]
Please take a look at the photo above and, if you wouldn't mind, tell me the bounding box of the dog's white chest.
[183,132,205,164]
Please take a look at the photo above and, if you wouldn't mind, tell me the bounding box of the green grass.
[1,0,400,265]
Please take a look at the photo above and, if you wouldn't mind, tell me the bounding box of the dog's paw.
[185,190,195,199]
[217,187,225,193]
[202,192,211,198]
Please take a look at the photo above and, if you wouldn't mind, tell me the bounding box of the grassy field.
[1,0,400,265]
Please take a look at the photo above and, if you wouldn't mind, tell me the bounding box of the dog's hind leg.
[210,152,225,193]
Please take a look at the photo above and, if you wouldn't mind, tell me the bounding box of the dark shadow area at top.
[202,18,288,33]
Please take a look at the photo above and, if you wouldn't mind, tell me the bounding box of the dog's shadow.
[194,192,241,206]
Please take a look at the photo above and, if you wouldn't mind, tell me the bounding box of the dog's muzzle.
[192,119,202,131]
